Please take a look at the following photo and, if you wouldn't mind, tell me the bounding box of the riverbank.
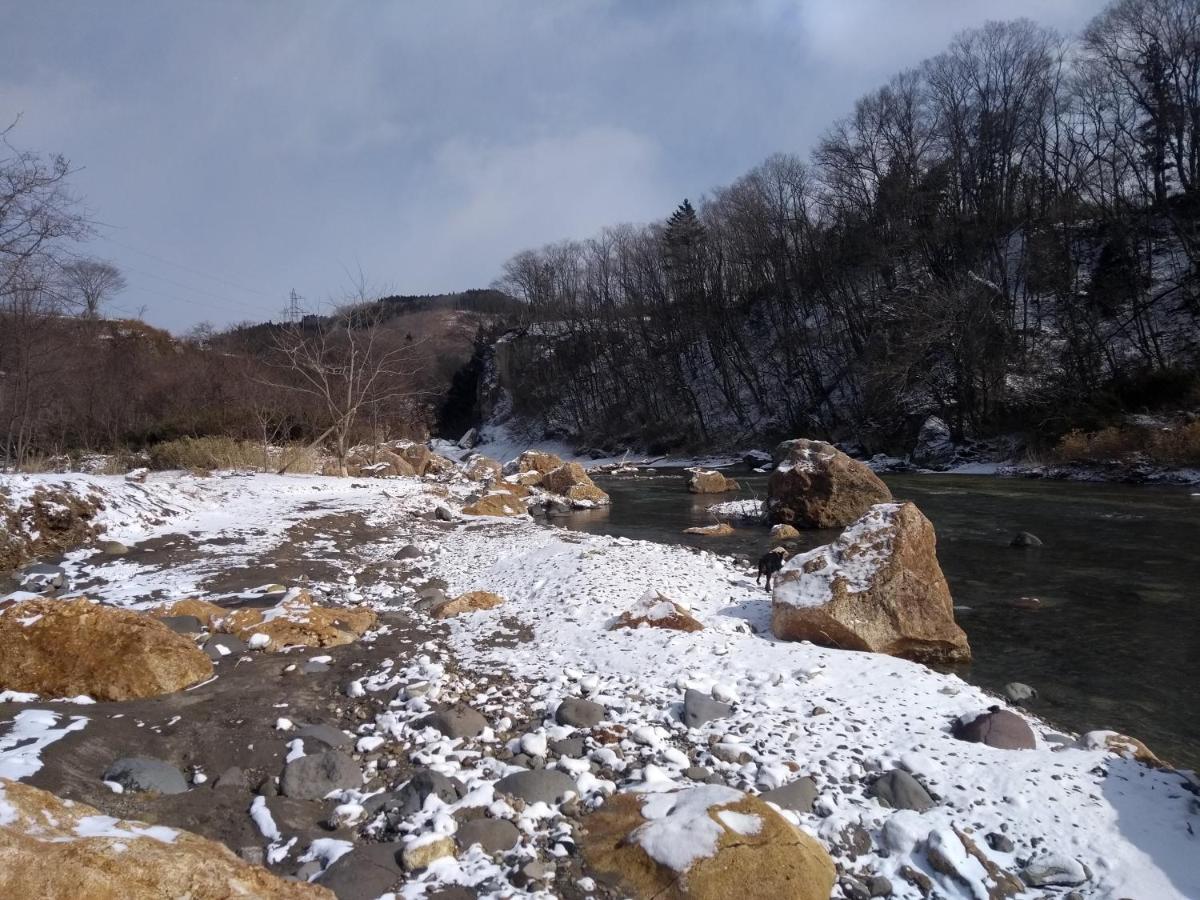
[2,470,1198,898]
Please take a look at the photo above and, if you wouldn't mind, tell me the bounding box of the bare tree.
[61,258,126,317]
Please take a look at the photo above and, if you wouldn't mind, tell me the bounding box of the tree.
[61,259,126,317]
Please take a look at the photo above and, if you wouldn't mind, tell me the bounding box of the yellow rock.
[515,449,566,475]
[402,835,457,872]
[0,598,212,701]
[463,454,503,481]
[462,492,528,517]
[683,523,734,537]
[431,591,505,619]
[155,597,227,627]
[221,590,376,651]
[0,778,331,899]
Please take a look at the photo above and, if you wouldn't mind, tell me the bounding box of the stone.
[683,523,735,536]
[548,737,587,758]
[986,832,1015,853]
[103,757,189,794]
[461,491,528,517]
[684,766,711,781]
[493,769,578,805]
[510,450,565,478]
[204,633,248,660]
[687,469,739,493]
[1020,855,1090,889]
[867,875,893,897]
[1083,730,1167,767]
[318,843,401,899]
[430,591,504,619]
[280,750,361,800]
[16,562,67,591]
[1010,531,1043,548]
[458,428,480,449]
[612,590,703,633]
[911,416,956,469]
[158,614,205,635]
[926,827,1023,898]
[767,439,892,528]
[388,769,465,818]
[1003,682,1037,703]
[555,697,605,728]
[462,454,502,481]
[455,817,520,854]
[770,524,801,541]
[302,660,329,674]
[0,778,330,899]
[420,703,487,740]
[220,590,376,651]
[866,770,935,811]
[759,777,819,814]
[294,723,353,751]
[583,787,835,900]
[99,540,129,556]
[953,708,1036,750]
[213,766,248,790]
[0,598,213,701]
[771,502,970,665]
[682,689,732,728]
[541,462,610,506]
[395,544,424,560]
[402,835,457,872]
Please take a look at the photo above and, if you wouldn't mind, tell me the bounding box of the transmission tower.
[283,288,303,323]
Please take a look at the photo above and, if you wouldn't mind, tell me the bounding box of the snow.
[634,785,744,871]
[0,709,89,781]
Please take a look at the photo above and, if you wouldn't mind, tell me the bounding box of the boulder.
[393,443,432,475]
[771,502,970,665]
[683,523,734,537]
[461,491,528,517]
[457,428,480,449]
[419,703,487,740]
[317,843,401,899]
[280,750,361,800]
[766,439,892,527]
[911,416,956,469]
[463,454,503,482]
[583,787,835,900]
[556,697,606,728]
[0,778,330,899]
[612,591,703,633]
[221,590,376,651]
[430,590,504,619]
[493,769,577,805]
[455,818,520,854]
[401,835,456,872]
[0,598,213,701]
[539,462,611,507]
[952,709,1036,750]
[682,689,731,728]
[866,770,935,811]
[688,470,739,494]
[770,524,801,541]
[155,598,227,627]
[510,450,565,478]
[759,777,818,814]
[103,757,188,794]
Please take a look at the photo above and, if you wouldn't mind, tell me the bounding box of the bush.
[1054,422,1200,467]
[147,437,320,473]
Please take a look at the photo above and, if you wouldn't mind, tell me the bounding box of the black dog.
[756,547,787,590]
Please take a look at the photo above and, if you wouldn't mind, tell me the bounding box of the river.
[559,468,1200,770]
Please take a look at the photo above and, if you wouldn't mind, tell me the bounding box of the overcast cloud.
[2,0,1106,332]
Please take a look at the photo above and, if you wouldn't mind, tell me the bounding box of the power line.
[92,230,275,299]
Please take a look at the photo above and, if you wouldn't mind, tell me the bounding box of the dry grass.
[1054,422,1200,467]
[147,437,321,473]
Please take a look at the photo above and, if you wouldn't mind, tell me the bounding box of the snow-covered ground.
[2,471,1198,898]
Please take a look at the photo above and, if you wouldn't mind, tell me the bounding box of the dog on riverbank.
[756,546,788,590]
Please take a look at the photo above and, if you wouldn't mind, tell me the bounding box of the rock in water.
[103,757,189,794]
[583,787,835,900]
[0,598,213,700]
[767,439,892,527]
[1003,682,1037,703]
[683,523,735,536]
[771,503,971,665]
[1010,531,1044,548]
[541,462,611,506]
[688,470,739,494]
[0,778,330,899]
[770,524,801,541]
[953,708,1036,750]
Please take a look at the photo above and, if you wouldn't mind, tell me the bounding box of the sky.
[1,0,1107,333]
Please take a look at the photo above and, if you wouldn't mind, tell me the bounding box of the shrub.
[147,437,320,473]
[1053,422,1200,467]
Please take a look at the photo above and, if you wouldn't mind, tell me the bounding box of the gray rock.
[365,769,465,822]
[840,875,871,900]
[759,776,818,813]
[1003,682,1037,703]
[867,875,893,897]
[280,750,361,800]
[867,770,935,811]
[318,843,402,900]
[213,766,248,790]
[293,860,323,881]
[158,614,205,635]
[911,416,956,469]
[1010,531,1043,548]
[682,689,732,728]
[457,428,479,450]
[684,766,711,781]
[103,757,188,794]
[302,660,330,674]
[986,832,1015,853]
[455,817,520,854]
[204,634,247,660]
[18,563,66,591]
[1021,854,1089,887]
[548,737,586,758]
[953,708,1036,750]
[434,505,455,522]
[555,697,605,728]
[420,703,487,740]
[493,769,577,805]
[295,723,353,751]
[395,544,424,560]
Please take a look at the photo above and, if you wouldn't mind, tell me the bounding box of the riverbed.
[562,469,1200,770]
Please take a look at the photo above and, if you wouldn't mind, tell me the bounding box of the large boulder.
[953,709,1036,750]
[541,463,611,506]
[0,598,213,701]
[766,439,891,527]
[508,450,565,480]
[687,470,739,494]
[0,778,330,899]
[911,416,956,469]
[771,502,970,664]
[463,454,503,482]
[582,786,835,900]
[222,590,376,651]
[461,491,528,517]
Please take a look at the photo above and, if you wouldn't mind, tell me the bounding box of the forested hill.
[479,5,1200,462]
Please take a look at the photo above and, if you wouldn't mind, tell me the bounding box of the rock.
[986,832,1015,853]
[434,504,455,522]
[1082,730,1167,767]
[1007,596,1043,610]
[771,503,970,665]
[0,778,330,899]
[866,770,935,811]
[682,689,731,728]
[867,875,893,897]
[766,439,891,528]
[213,766,249,790]
[555,697,605,728]
[683,523,734,536]
[318,843,401,899]
[420,703,487,740]
[402,835,457,871]
[0,598,213,700]
[430,591,504,619]
[744,450,772,468]
[462,453,502,481]
[370,769,466,821]
[1021,852,1089,887]
[583,787,835,900]
[911,416,956,469]
[770,524,801,541]
[158,614,205,635]
[461,491,528,517]
[542,462,610,506]
[457,428,480,449]
[953,708,1036,750]
[455,817,520,854]
[510,450,565,478]
[103,757,189,794]
[759,777,819,814]
[395,544,424,560]
[684,766,711,781]
[926,826,1023,898]
[841,874,871,900]
[204,633,247,660]
[1010,531,1043,548]
[549,737,587,758]
[99,540,129,556]
[612,590,703,633]
[221,590,376,651]
[155,598,227,627]
[493,769,578,805]
[280,750,361,800]
[1003,682,1037,703]
[294,723,353,751]
[688,469,739,493]
[16,562,67,591]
